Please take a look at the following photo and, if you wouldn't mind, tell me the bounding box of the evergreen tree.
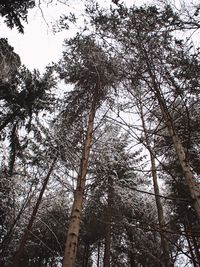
[85,1,200,223]
[55,34,119,267]
[0,0,35,33]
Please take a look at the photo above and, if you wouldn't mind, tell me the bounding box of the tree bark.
[97,241,101,267]
[144,52,200,222]
[81,243,90,267]
[186,214,200,265]
[156,90,200,222]
[62,97,97,267]
[150,153,173,267]
[184,223,197,267]
[10,157,56,267]
[103,176,113,267]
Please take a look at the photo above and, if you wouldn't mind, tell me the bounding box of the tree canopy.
[1,1,200,267]
[0,0,35,33]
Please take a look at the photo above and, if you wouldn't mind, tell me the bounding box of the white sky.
[0,0,153,72]
[0,1,79,72]
[1,0,196,72]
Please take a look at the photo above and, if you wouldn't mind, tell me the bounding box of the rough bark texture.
[62,98,96,267]
[145,53,200,222]
[10,157,56,267]
[158,93,200,222]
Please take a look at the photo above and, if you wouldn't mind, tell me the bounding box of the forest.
[0,0,200,266]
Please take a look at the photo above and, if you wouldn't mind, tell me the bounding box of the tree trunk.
[150,153,173,267]
[183,222,197,267]
[191,235,200,265]
[103,176,113,267]
[10,157,56,267]
[81,243,90,267]
[139,102,172,267]
[144,52,200,222]
[97,241,101,267]
[157,91,200,221]
[186,214,200,265]
[103,222,111,267]
[62,97,97,267]
[126,230,136,267]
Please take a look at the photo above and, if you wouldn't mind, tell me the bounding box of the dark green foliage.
[56,34,119,121]
[0,38,21,79]
[0,67,56,134]
[0,39,56,135]
[0,0,35,33]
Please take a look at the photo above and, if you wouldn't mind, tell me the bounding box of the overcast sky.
[0,0,198,72]
[0,0,156,72]
[0,1,81,72]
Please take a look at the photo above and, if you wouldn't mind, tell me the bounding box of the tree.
[154,94,200,265]
[0,39,58,266]
[77,124,167,266]
[86,1,200,223]
[137,97,173,267]
[55,34,118,266]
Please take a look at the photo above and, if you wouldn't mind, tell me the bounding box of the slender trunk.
[82,243,90,267]
[183,222,197,267]
[151,153,173,267]
[97,241,101,267]
[145,53,200,222]
[192,236,200,265]
[0,182,34,260]
[126,230,136,267]
[186,215,200,264]
[140,104,172,267]
[62,97,97,267]
[10,157,56,267]
[103,223,111,267]
[103,176,113,267]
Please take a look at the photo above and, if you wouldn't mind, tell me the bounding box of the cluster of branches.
[0,1,200,267]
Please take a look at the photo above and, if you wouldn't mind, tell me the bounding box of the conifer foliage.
[0,0,35,33]
[1,1,200,266]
